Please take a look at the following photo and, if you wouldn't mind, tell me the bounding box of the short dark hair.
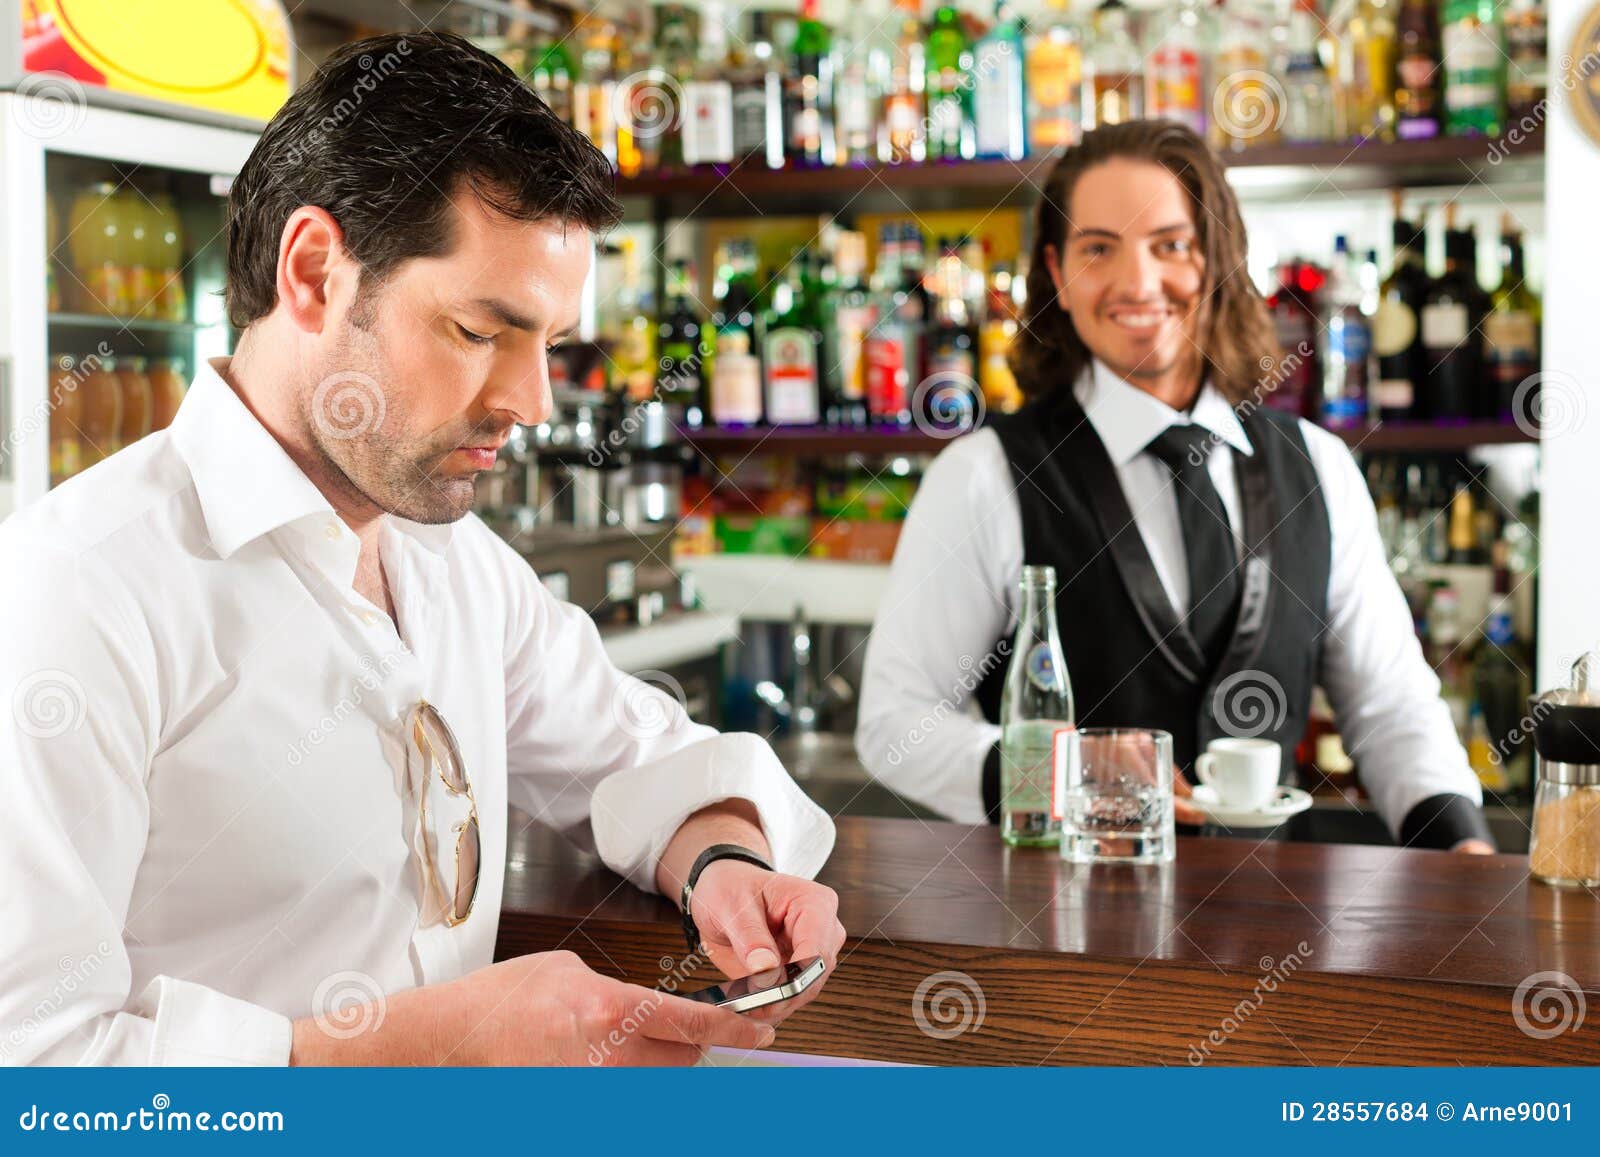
[225,31,622,329]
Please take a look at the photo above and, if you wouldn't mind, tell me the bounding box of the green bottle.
[925,4,975,161]
[786,0,836,166]
[762,250,823,425]
[1441,0,1505,136]
[529,35,576,125]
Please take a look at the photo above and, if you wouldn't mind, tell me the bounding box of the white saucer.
[1187,784,1313,828]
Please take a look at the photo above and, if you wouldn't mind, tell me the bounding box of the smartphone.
[679,957,826,1012]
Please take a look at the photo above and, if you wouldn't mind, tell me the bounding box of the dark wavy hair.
[1009,120,1279,406]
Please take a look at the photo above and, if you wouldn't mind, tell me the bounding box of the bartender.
[857,120,1494,853]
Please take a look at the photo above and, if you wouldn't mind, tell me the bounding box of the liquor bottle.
[826,231,875,427]
[762,250,824,425]
[657,259,707,427]
[1482,218,1540,420]
[1319,237,1371,430]
[682,0,735,167]
[730,10,786,169]
[980,265,1024,412]
[1474,555,1532,794]
[999,565,1076,847]
[1332,0,1397,141]
[1083,0,1144,130]
[1281,0,1332,143]
[787,0,837,166]
[1420,215,1484,422]
[882,0,928,163]
[529,33,576,125]
[834,0,887,165]
[1207,0,1275,149]
[654,3,699,170]
[866,223,916,425]
[926,3,976,160]
[1145,0,1206,135]
[1026,0,1084,153]
[1445,482,1483,563]
[709,241,764,426]
[974,0,1029,159]
[610,237,657,400]
[1441,0,1505,137]
[1503,0,1548,124]
[919,236,982,431]
[1424,583,1471,739]
[1372,207,1430,421]
[573,18,622,163]
[1393,0,1442,139]
[1266,259,1321,417]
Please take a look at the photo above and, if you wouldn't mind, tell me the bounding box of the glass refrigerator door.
[0,98,257,515]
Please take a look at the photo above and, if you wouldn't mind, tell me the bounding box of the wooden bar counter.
[496,813,1600,1066]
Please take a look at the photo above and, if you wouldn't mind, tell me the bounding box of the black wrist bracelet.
[679,843,772,954]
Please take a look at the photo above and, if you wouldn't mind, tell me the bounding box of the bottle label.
[1372,298,1418,357]
[1374,378,1415,410]
[732,86,769,153]
[1326,314,1371,365]
[834,304,874,400]
[1025,641,1060,692]
[1025,38,1080,148]
[1483,311,1538,385]
[681,81,734,165]
[763,328,819,424]
[866,330,908,416]
[710,352,763,425]
[1421,302,1470,347]
[1052,725,1080,821]
[1442,20,1503,112]
[1146,46,1203,131]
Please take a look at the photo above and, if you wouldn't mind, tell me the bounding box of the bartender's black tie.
[1145,424,1241,672]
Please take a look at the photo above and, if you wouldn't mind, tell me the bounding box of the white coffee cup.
[1194,737,1282,810]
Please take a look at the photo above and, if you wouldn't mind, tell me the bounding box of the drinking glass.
[1056,727,1175,865]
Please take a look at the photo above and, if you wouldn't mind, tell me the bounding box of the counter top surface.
[497,814,1600,1065]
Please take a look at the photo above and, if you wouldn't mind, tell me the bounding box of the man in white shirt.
[857,120,1495,854]
[0,32,841,1067]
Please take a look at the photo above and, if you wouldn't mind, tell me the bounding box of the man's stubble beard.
[304,320,477,525]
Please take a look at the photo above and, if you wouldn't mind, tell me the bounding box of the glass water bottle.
[999,565,1076,846]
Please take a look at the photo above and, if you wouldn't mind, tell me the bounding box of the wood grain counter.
[495,813,1600,1066]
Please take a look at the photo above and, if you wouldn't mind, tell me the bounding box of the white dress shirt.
[0,359,834,1067]
[856,360,1482,834]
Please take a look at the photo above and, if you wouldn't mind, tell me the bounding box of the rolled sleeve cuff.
[590,732,836,893]
[136,976,293,1066]
[1398,792,1495,851]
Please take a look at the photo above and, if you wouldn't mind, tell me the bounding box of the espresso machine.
[472,345,693,626]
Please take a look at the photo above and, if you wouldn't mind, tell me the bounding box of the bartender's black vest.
[974,389,1332,783]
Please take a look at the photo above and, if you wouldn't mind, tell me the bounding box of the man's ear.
[275,206,356,335]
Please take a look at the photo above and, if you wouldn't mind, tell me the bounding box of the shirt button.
[360,610,379,625]
[324,522,341,540]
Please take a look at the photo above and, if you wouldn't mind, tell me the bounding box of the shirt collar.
[1073,359,1254,467]
[170,358,454,560]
